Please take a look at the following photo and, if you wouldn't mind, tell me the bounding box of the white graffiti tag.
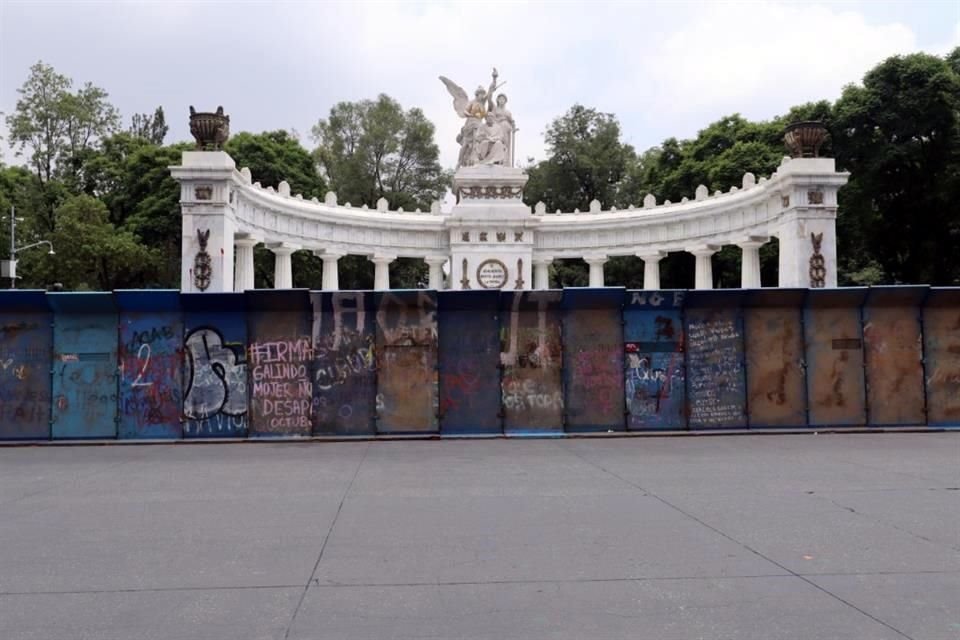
[184,328,247,420]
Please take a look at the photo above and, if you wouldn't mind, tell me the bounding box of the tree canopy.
[6,61,120,188]
[312,94,450,211]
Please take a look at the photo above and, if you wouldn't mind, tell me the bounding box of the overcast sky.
[1,0,958,170]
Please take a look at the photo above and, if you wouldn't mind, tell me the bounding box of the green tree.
[833,50,960,284]
[6,62,119,188]
[946,46,960,75]
[313,96,449,289]
[75,132,192,287]
[129,106,169,145]
[525,105,636,213]
[523,106,637,287]
[312,94,449,211]
[19,194,153,290]
[225,130,326,199]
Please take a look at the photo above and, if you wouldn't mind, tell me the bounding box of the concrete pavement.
[0,433,957,639]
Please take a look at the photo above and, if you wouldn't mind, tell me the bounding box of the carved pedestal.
[446,166,537,291]
[171,151,238,293]
[774,158,841,288]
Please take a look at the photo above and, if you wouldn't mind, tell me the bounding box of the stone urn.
[189,106,230,150]
[784,121,828,158]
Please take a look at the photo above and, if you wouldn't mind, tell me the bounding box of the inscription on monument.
[476,259,508,289]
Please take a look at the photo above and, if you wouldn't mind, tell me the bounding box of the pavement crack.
[557,440,917,640]
[816,494,953,551]
[282,441,370,640]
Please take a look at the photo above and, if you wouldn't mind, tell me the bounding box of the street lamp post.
[2,206,55,289]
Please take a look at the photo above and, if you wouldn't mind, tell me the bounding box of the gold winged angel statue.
[439,68,514,168]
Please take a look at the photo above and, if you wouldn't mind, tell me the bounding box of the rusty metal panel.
[684,291,747,430]
[48,293,118,439]
[181,293,249,438]
[623,290,686,430]
[562,288,625,432]
[803,289,867,427]
[374,290,438,433]
[922,288,960,427]
[862,286,929,426]
[438,290,501,434]
[311,291,376,435]
[246,290,313,437]
[744,290,808,428]
[115,291,182,439]
[499,291,563,434]
[0,291,52,439]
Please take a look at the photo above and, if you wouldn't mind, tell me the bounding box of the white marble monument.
[439,69,534,290]
[171,80,848,293]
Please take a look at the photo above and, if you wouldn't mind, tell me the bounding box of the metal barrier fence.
[0,287,957,439]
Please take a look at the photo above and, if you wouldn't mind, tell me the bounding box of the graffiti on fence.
[183,327,247,435]
[375,291,438,432]
[312,292,377,434]
[0,319,51,438]
[119,318,182,438]
[248,337,314,433]
[501,292,563,432]
[686,310,746,428]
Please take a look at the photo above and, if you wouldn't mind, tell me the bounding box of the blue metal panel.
[684,290,747,430]
[803,288,867,427]
[562,288,625,432]
[862,286,929,426]
[923,288,960,427]
[0,291,52,439]
[499,290,564,434]
[311,291,376,435]
[438,290,501,434]
[246,290,313,437]
[374,290,438,433]
[181,293,248,438]
[623,290,687,430]
[743,289,808,428]
[48,293,118,439]
[115,291,182,439]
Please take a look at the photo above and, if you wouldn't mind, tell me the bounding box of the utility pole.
[8,206,15,289]
[1,205,55,289]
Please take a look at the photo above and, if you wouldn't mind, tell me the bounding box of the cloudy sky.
[1,1,958,170]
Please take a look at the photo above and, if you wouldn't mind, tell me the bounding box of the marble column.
[637,251,666,290]
[688,245,719,290]
[584,254,608,288]
[533,257,553,290]
[316,251,343,291]
[737,237,767,289]
[233,235,260,292]
[269,243,299,289]
[425,257,447,290]
[371,254,396,290]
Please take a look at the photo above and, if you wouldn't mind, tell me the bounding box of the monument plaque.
[477,259,508,289]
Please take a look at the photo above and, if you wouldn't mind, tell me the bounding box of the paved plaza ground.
[0,433,957,639]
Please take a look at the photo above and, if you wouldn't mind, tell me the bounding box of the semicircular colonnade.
[172,143,847,294]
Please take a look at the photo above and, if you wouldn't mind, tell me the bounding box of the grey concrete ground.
[0,433,957,640]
